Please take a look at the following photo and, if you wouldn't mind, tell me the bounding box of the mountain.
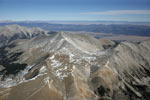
[0,25,150,100]
[0,25,52,46]
[21,32,104,53]
[91,41,150,100]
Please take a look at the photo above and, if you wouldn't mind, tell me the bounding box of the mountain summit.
[21,31,104,54]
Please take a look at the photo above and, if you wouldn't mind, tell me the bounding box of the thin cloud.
[85,10,150,15]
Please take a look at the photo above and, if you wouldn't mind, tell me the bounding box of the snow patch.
[52,66,69,80]
[40,66,47,73]
[82,56,96,63]
[51,59,62,68]
[49,55,55,60]
[44,77,51,88]
[69,53,75,63]
[50,55,68,80]
[0,64,47,88]
[55,69,69,80]
[0,78,17,88]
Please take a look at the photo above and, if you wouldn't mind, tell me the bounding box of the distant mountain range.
[1,20,150,25]
[0,21,150,36]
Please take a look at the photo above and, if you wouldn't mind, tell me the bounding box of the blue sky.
[0,0,150,21]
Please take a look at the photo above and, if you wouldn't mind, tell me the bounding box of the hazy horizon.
[1,20,150,23]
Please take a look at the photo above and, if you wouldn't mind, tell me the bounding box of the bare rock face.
[0,25,150,100]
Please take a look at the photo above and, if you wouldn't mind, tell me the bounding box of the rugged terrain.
[0,25,150,100]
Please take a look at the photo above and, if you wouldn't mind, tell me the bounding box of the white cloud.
[85,10,150,15]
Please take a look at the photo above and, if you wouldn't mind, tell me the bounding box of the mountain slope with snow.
[0,25,150,100]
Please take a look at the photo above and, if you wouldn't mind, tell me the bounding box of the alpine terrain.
[0,25,150,100]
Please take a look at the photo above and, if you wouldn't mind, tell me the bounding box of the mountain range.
[0,21,150,36]
[0,25,150,100]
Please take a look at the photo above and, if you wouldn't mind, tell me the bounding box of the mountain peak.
[0,25,49,45]
[13,31,104,56]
